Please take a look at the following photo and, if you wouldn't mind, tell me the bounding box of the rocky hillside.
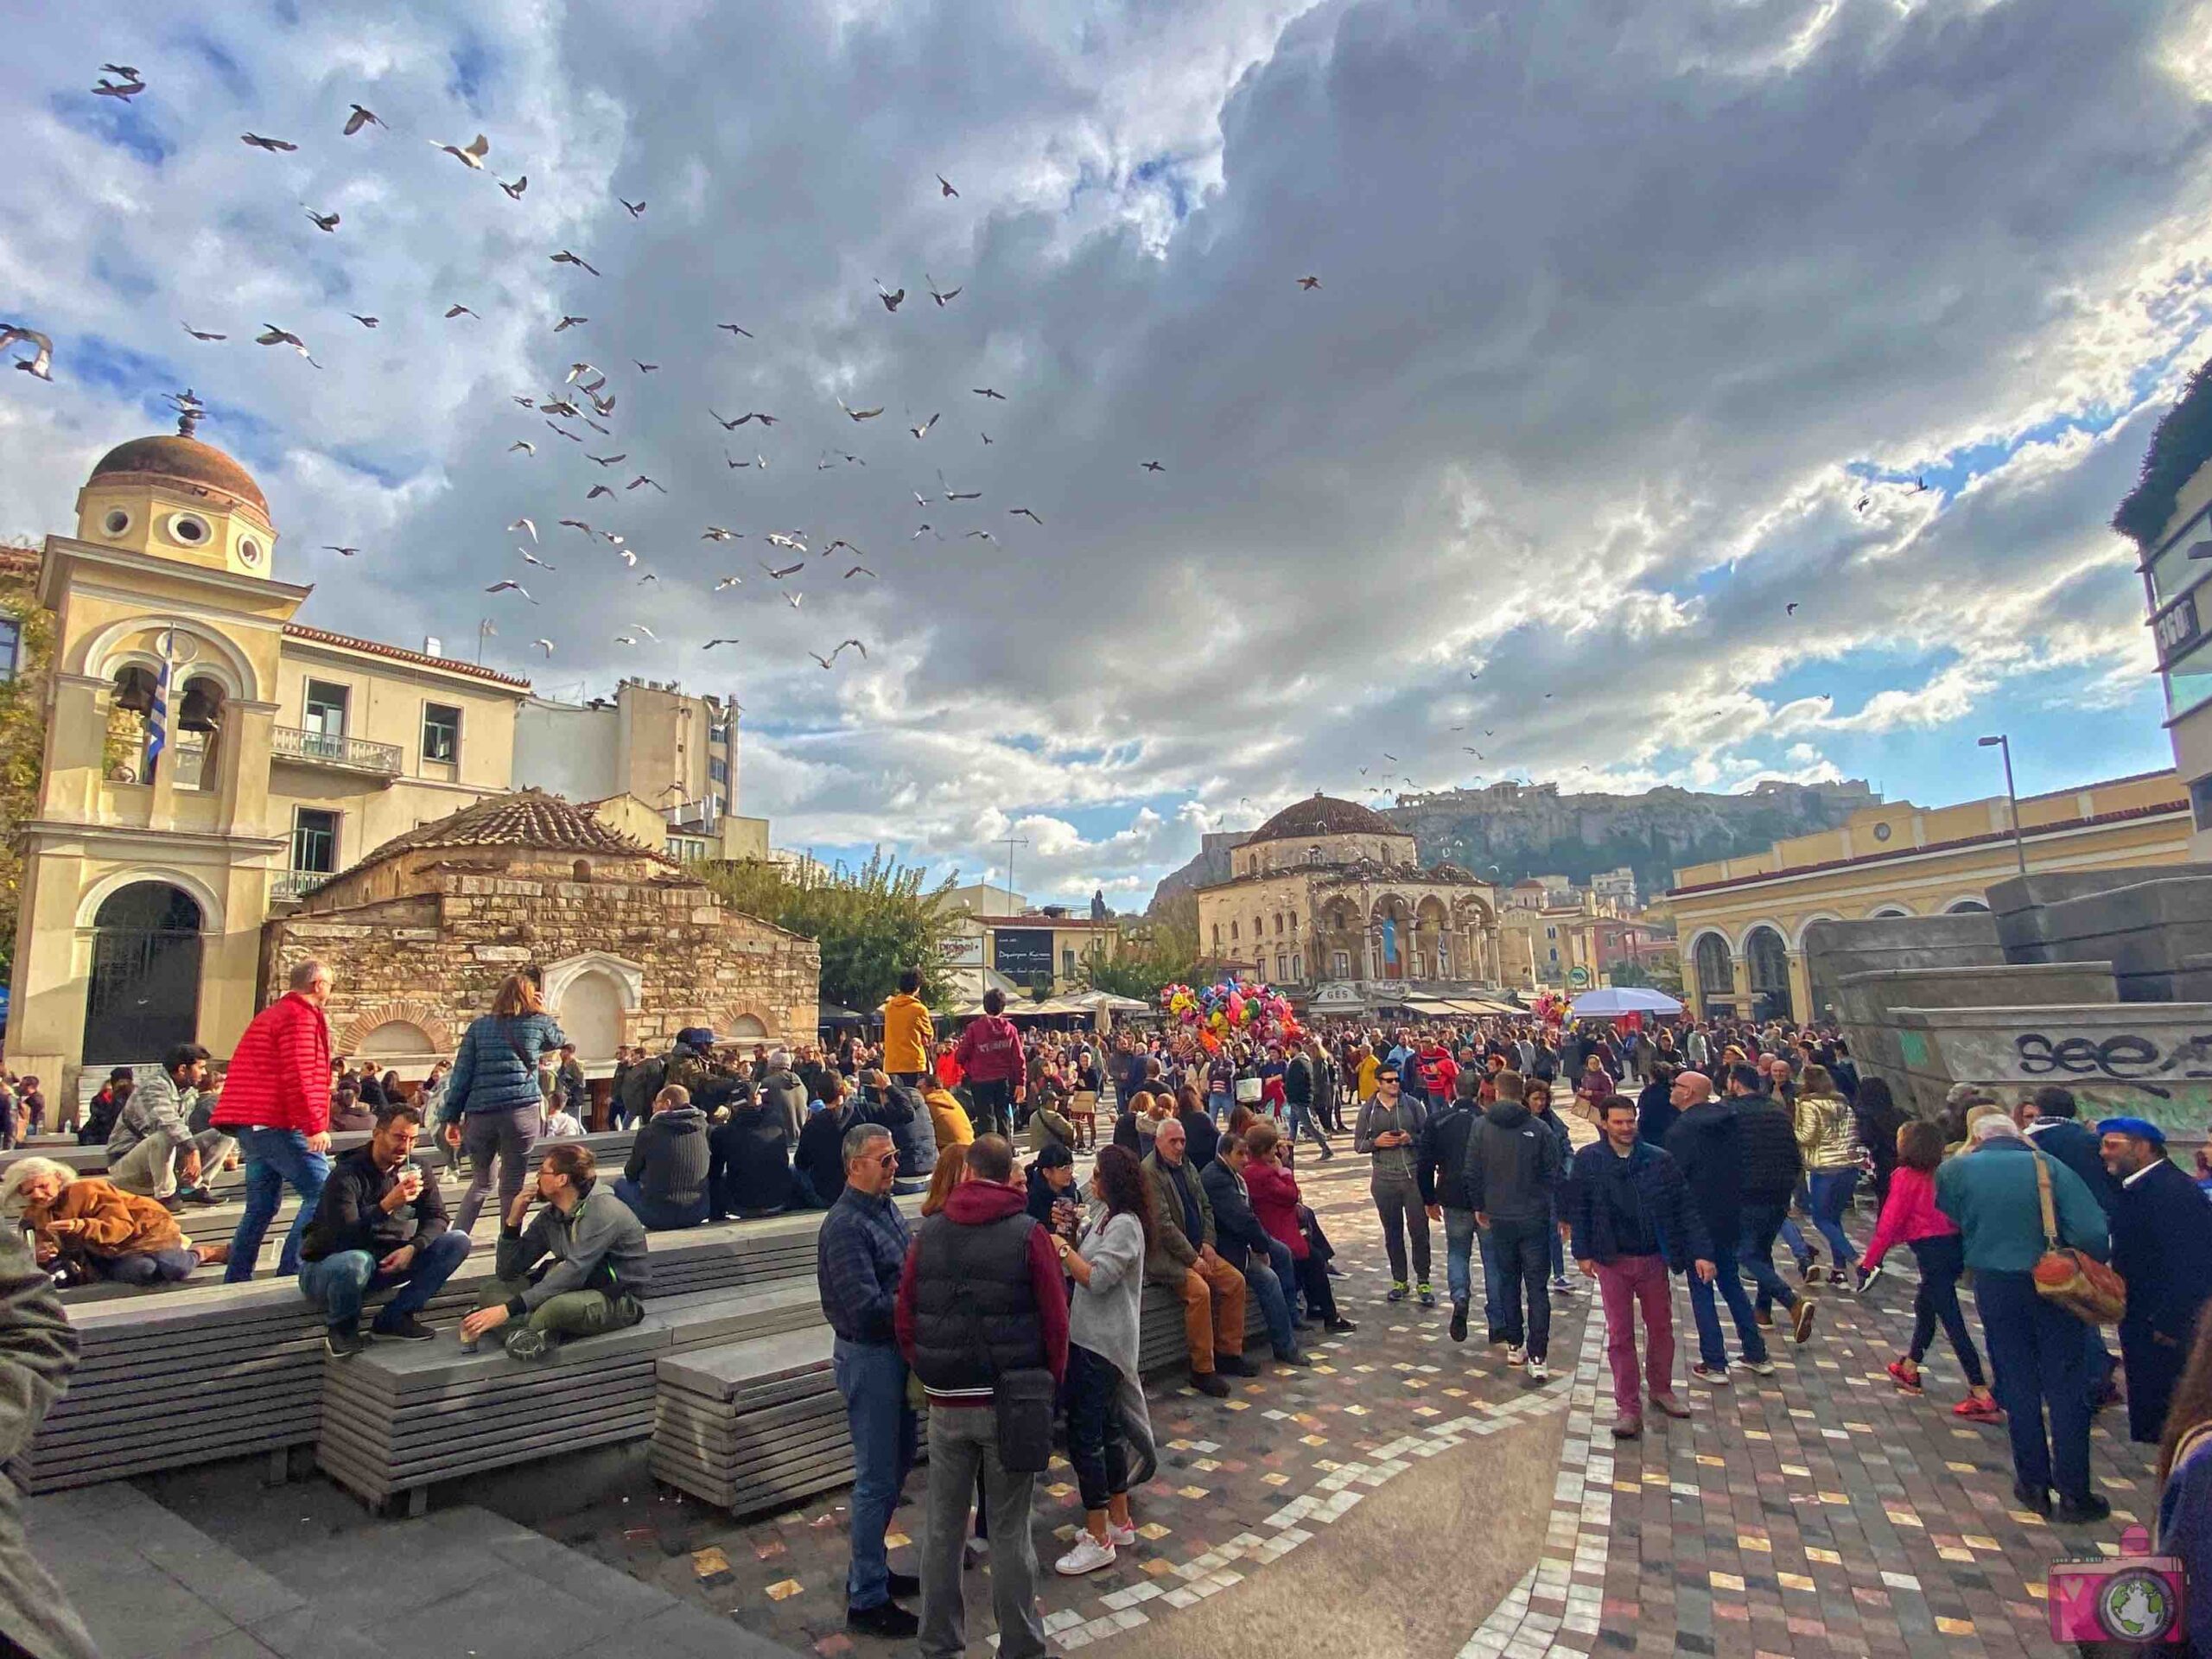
[1146,781,1871,912]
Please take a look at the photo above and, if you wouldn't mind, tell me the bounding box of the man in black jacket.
[793,1076,855,1208]
[1201,1133,1310,1366]
[709,1082,796,1219]
[297,1106,470,1357]
[1466,1079,1562,1380]
[1419,1072,1485,1343]
[1284,1044,1333,1158]
[1727,1065,1814,1344]
[1662,1073,1776,1384]
[855,1070,935,1193]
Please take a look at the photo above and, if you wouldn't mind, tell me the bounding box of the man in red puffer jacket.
[213,959,336,1281]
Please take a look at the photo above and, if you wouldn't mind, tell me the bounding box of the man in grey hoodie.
[760,1050,810,1140]
[459,1143,650,1361]
[615,1084,712,1229]
[106,1044,234,1207]
[1466,1083,1564,1382]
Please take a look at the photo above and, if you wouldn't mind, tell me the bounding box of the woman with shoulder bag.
[439,973,565,1233]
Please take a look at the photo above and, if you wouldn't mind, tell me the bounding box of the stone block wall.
[261,867,819,1057]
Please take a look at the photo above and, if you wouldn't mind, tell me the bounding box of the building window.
[1332,950,1350,978]
[292,807,339,874]
[1290,954,1302,981]
[303,679,348,738]
[1274,913,1284,936]
[2193,775,2212,834]
[1212,923,1223,948]
[422,702,461,763]
[1230,920,1239,940]
[2169,636,2212,720]
[666,834,709,861]
[709,756,729,785]
[1062,948,1076,980]
[0,617,19,683]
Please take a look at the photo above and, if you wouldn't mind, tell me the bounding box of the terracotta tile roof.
[283,622,532,689]
[327,787,675,882]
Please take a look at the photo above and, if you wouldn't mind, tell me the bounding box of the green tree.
[700,850,960,1013]
[0,545,53,985]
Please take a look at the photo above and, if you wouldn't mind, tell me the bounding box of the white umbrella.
[1570,987,1683,1018]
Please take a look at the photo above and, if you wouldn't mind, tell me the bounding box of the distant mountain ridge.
[1145,779,1873,913]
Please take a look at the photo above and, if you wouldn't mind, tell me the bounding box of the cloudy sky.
[3,0,2209,909]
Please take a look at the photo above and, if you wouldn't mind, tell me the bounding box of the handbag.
[993,1366,1057,1473]
[2031,1152,2126,1325]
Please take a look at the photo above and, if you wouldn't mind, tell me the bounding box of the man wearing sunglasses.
[1356,1065,1434,1306]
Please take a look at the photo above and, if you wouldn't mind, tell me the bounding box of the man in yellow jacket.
[882,969,934,1088]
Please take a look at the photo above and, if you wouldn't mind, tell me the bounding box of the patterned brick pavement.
[559,1154,2147,1657]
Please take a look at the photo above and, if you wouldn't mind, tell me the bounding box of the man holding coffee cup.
[297,1103,473,1357]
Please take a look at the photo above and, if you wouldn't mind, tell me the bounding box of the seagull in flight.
[1141,460,1164,472]
[912,524,934,539]
[241,133,297,152]
[726,453,755,469]
[321,545,360,557]
[518,548,556,569]
[1298,275,1321,290]
[253,325,320,365]
[784,592,804,608]
[551,251,600,276]
[348,313,378,327]
[703,638,741,650]
[588,451,627,468]
[909,412,939,439]
[627,624,658,640]
[710,410,747,430]
[713,575,744,590]
[510,517,537,542]
[445,304,478,320]
[620,198,646,218]
[485,580,536,602]
[545,422,582,442]
[973,387,1006,400]
[875,281,905,313]
[763,559,806,580]
[634,360,658,373]
[926,274,961,306]
[587,484,613,500]
[965,530,997,543]
[844,565,877,580]
[507,441,535,454]
[435,132,490,169]
[181,323,226,340]
[626,474,666,493]
[838,398,883,422]
[810,639,868,668]
[93,72,146,100]
[304,208,340,232]
[559,518,594,534]
[938,175,958,198]
[499,175,527,200]
[532,639,555,657]
[1011,507,1042,524]
[554,315,588,332]
[717,321,753,339]
[702,527,741,542]
[344,104,385,136]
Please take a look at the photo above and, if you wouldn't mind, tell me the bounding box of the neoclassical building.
[1194,793,1503,1010]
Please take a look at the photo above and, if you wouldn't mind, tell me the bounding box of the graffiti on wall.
[2013,1032,2212,1101]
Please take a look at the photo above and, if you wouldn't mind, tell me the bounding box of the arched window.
[107,665,159,783]
[173,675,226,792]
[84,881,203,1061]
[1744,926,1793,1021]
[1946,899,1990,914]
[1307,845,1323,865]
[1694,934,1732,997]
[572,860,592,882]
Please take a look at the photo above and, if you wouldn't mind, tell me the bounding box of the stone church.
[262,789,818,1071]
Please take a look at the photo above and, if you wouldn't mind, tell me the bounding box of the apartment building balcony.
[271,725,401,779]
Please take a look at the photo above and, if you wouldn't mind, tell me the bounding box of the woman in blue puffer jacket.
[440,973,566,1232]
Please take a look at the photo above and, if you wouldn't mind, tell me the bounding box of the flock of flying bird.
[0,58,1330,684]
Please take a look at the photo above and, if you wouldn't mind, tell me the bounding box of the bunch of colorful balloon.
[1159,978,1302,1051]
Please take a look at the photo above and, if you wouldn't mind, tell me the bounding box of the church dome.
[90,432,269,519]
[1247,791,1399,845]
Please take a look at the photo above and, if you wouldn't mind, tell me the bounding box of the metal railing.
[270,868,328,901]
[271,725,401,774]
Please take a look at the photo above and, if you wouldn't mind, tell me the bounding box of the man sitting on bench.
[106,1045,236,1209]
[458,1143,650,1361]
[297,1105,473,1357]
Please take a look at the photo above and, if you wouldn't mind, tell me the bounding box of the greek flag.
[145,652,172,770]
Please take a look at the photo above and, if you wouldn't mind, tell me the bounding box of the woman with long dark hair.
[2157,1310,2212,1654]
[1852,1076,1908,1209]
[440,972,565,1232]
[1860,1120,1998,1421]
[1050,1144,1158,1575]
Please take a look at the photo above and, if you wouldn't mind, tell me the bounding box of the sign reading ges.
[993,927,1055,982]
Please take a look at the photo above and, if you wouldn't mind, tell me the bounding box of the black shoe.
[324,1326,370,1359]
[1217,1354,1262,1378]
[846,1601,918,1639]
[1449,1300,1468,1343]
[1274,1348,1313,1368]
[885,1572,921,1598]
[1190,1370,1232,1398]
[1325,1316,1358,1334]
[2055,1492,2112,1526]
[370,1313,435,1343]
[178,1185,221,1208]
[2012,1482,2052,1516]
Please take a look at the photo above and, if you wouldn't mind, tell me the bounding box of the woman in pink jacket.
[1861,1119,1999,1421]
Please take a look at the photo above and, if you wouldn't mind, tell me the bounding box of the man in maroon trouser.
[1567,1096,1714,1440]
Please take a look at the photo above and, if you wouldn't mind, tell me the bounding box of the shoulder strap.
[2033,1150,2061,1249]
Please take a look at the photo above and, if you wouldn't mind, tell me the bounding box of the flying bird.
[908,413,939,439]
[508,440,536,454]
[321,545,360,557]
[484,580,535,602]
[518,548,556,569]
[633,360,658,373]
[587,484,613,500]
[614,547,637,566]
[713,575,743,590]
[558,519,593,534]
[838,398,883,422]
[980,433,992,444]
[875,282,905,313]
[588,452,628,467]
[92,73,146,100]
[1786,602,1799,615]
[1141,460,1164,472]
[304,208,340,232]
[973,387,1006,400]
[702,638,741,650]
[1855,495,1871,513]
[784,592,804,608]
[844,565,876,580]
[810,639,867,669]
[620,198,646,218]
[717,322,753,339]
[100,63,142,79]
[938,175,958,198]
[1298,275,1320,290]
[181,323,226,340]
[499,175,527,200]
[911,524,935,539]
[628,624,658,640]
[925,274,961,307]
[1010,507,1042,524]
[1383,753,1399,762]
[550,251,600,276]
[613,634,636,646]
[554,315,588,332]
[253,324,318,365]
[435,132,490,169]
[533,638,555,657]
[343,104,384,135]
[445,304,478,319]
[510,517,537,543]
[763,560,805,579]
[626,474,666,493]
[241,133,297,152]
[348,313,378,327]
[639,573,658,585]
[725,453,754,469]
[965,530,996,543]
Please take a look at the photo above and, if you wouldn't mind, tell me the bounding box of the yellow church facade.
[7,416,537,1094]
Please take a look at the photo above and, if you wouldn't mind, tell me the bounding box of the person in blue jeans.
[1202,1134,1313,1366]
[1793,1068,1861,1281]
[815,1122,920,1640]
[1662,1073,1778,1382]
[296,1107,472,1357]
[211,960,340,1281]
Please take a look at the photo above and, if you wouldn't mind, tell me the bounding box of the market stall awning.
[1570,987,1684,1018]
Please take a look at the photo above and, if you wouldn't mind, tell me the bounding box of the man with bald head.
[1665,1071,1776,1383]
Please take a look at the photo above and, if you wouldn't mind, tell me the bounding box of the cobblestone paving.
[569,1154,2148,1658]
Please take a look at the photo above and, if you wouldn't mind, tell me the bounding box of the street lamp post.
[1978,734,2030,876]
